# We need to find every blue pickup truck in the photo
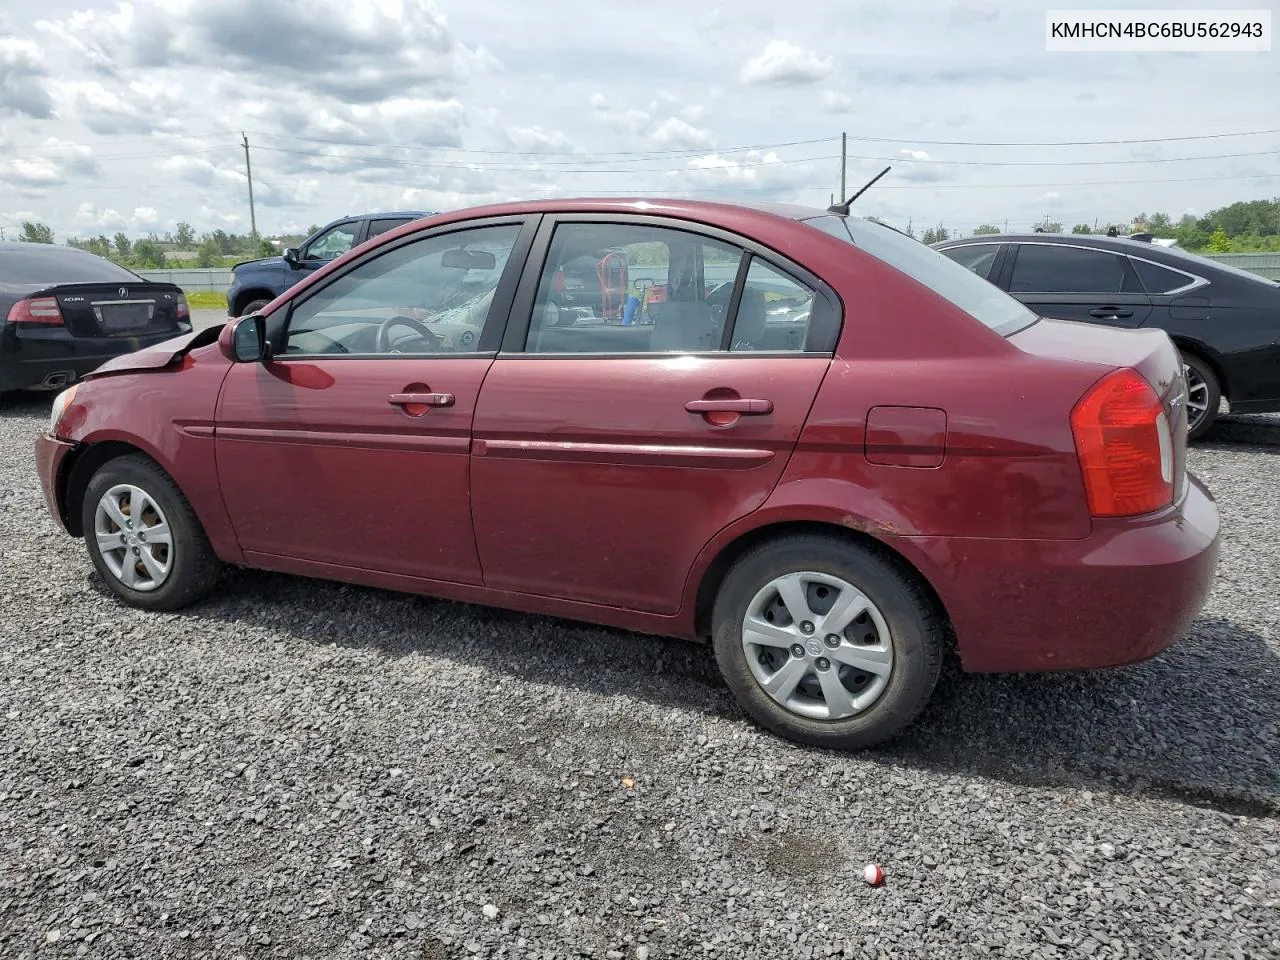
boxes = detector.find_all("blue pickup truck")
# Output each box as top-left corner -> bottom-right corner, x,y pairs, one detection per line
226,210 -> 430,317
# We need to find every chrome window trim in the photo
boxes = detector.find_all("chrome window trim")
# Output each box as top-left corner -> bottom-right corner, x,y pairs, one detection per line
986,240 -> 1210,296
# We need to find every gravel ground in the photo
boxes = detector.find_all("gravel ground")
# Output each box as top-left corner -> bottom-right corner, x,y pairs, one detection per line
1,394 -> 1277,960
191,308 -> 228,332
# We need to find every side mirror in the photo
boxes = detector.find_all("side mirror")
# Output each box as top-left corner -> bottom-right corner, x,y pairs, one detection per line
283,247 -> 301,267
219,314 -> 267,363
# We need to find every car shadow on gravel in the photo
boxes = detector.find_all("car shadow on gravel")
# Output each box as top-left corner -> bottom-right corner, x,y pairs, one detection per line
145,568 -> 1280,820
0,391 -> 55,418
1201,413 -> 1280,454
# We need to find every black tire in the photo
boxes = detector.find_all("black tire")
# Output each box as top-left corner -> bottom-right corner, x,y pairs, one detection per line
238,298 -> 271,317
711,534 -> 944,750
81,454 -> 222,611
1181,352 -> 1221,441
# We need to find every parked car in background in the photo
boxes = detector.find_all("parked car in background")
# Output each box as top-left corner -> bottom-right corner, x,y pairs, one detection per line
934,233 -> 1280,438
226,211 -> 429,317
1,242 -> 191,395
37,199 -> 1219,750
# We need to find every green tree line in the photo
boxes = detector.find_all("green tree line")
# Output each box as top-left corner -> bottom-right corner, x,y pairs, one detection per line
12,198 -> 1280,262
11,219 -> 314,269
898,199 -> 1280,252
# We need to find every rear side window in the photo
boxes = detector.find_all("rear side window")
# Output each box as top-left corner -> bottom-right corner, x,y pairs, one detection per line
730,259 -> 815,353
807,215 -> 1036,336
524,222 -> 745,354
939,244 -> 1001,281
1,248 -> 139,284
1010,245 -> 1141,294
1130,257 -> 1196,294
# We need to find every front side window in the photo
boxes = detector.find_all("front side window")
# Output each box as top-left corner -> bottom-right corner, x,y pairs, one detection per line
938,244 -> 1001,281
807,215 -> 1036,336
302,223 -> 360,262
1009,245 -> 1139,294
284,223 -> 521,356
525,223 -> 744,354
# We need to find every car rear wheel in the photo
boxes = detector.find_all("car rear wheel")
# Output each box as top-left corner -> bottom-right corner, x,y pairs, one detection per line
239,298 -> 271,317
1181,352 -> 1221,441
711,534 -> 944,749
81,454 -> 222,611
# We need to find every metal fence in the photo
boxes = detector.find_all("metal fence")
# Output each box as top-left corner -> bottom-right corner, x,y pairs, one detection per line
1200,252 -> 1280,280
135,268 -> 231,292
137,252 -> 1280,294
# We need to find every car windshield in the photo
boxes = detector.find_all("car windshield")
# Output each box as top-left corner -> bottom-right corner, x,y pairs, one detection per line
1,247 -> 140,285
804,215 -> 1038,336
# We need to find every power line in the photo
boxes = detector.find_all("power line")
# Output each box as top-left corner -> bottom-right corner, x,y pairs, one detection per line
251,144 -> 842,173
57,172 -> 1280,197
4,133 -> 234,153
857,149 -> 1280,167
7,145 -> 239,162
865,173 -> 1280,189
847,128 -> 1280,147
246,131 -> 840,159
8,125 -> 1279,158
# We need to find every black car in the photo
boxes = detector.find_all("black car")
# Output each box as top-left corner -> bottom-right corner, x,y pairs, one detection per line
1,242 -> 192,394
933,233 -> 1280,438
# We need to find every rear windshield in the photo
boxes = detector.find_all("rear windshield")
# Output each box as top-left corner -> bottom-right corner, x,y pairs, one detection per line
804,215 -> 1038,336
1,247 -> 140,285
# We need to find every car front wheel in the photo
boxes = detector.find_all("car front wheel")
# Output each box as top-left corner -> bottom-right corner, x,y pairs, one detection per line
81,454 -> 222,611
712,534 -> 944,749
239,298 -> 271,317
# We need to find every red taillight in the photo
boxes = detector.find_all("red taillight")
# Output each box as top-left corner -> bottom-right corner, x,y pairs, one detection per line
175,294 -> 190,321
1071,368 -> 1174,518
6,297 -> 65,326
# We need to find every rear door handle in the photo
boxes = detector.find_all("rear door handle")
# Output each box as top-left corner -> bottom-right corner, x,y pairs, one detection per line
685,398 -> 773,415
1089,307 -> 1134,319
388,392 -> 454,408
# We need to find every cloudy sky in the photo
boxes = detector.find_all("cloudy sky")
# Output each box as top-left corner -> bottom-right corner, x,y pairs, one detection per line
1,0 -> 1277,241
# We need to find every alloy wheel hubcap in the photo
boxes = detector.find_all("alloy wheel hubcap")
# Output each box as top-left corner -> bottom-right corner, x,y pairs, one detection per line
93,484 -> 173,592
741,571 -> 894,721
1184,363 -> 1209,431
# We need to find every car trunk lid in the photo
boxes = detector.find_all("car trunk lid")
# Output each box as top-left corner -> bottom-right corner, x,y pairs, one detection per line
46,282 -> 187,338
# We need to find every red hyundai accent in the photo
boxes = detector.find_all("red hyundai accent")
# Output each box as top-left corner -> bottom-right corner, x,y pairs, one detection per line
35,200 -> 1220,748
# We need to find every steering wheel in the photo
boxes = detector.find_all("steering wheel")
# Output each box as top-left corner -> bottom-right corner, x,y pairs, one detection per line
376,314 -> 442,354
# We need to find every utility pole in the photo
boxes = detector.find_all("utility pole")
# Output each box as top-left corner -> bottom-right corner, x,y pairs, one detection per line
242,132 -> 258,242
839,132 -> 847,201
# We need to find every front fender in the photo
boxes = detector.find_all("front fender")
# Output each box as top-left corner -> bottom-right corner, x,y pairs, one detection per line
58,344 -> 243,565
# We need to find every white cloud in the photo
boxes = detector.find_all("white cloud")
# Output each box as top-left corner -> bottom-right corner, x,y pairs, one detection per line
75,202 -> 130,230
0,0 -> 1274,240
821,90 -> 853,113
650,118 -> 714,150
503,126 -> 574,154
0,35 -> 54,118
739,40 -> 835,86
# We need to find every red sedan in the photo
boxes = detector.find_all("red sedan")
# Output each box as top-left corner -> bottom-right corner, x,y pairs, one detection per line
35,200 -> 1220,749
